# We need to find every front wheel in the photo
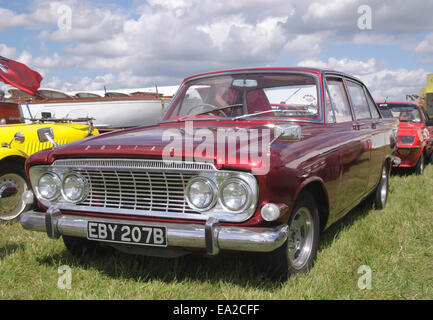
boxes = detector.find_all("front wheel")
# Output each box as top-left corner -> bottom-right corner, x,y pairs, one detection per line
0,163 -> 31,224
415,153 -> 425,175
263,192 -> 320,280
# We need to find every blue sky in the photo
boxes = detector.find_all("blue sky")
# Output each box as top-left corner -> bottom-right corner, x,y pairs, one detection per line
0,0 -> 432,100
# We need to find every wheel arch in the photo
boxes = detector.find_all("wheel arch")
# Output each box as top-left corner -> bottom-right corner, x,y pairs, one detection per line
291,178 -> 329,232
0,155 -> 27,168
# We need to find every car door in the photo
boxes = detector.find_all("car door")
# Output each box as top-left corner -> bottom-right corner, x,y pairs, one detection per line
343,79 -> 372,204
325,76 -> 368,217
363,85 -> 388,190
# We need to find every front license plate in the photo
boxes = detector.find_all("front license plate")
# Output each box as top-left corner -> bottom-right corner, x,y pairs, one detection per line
87,221 -> 167,247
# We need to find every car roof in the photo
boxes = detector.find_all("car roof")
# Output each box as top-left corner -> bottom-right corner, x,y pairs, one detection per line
181,67 -> 362,84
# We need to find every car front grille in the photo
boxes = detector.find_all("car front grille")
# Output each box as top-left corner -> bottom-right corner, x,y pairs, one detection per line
53,159 -> 217,216
76,168 -> 198,214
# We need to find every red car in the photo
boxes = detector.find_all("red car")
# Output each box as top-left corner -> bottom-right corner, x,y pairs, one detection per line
378,102 -> 433,174
21,68 -> 398,279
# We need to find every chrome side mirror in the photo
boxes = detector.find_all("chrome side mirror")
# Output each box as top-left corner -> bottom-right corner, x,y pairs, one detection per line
14,132 -> 25,143
37,127 -> 58,147
270,124 -> 301,145
1,132 -> 25,148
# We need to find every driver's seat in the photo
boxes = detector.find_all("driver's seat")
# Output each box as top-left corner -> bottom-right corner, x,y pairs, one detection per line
246,89 -> 272,114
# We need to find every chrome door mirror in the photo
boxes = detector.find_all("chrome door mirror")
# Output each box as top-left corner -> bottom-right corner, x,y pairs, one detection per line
13,132 -> 25,143
37,127 -> 58,147
270,124 -> 301,145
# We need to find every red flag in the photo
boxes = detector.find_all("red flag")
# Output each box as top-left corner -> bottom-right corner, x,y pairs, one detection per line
0,56 -> 43,96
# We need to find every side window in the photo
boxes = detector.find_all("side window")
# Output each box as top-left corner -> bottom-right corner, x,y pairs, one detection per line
364,88 -> 380,119
324,85 -> 336,123
326,78 -> 353,123
346,80 -> 372,120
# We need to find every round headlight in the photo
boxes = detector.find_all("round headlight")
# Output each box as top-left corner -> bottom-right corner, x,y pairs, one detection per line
38,173 -> 60,200
185,177 -> 216,211
61,174 -> 87,203
219,178 -> 250,212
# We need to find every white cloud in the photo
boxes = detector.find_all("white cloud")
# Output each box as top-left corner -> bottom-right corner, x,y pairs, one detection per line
33,53 -> 62,68
0,8 -> 33,30
0,44 -> 18,59
1,0 -> 432,97
297,57 -> 427,101
415,33 -> 433,56
61,73 -> 116,91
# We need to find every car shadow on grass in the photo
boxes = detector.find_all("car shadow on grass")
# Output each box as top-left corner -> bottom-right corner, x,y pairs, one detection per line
319,198 -> 373,251
0,242 -> 25,260
391,167 -> 415,177
36,243 -> 283,290
35,198 -> 380,290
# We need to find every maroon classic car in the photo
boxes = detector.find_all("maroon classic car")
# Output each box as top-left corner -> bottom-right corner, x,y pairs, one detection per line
377,102 -> 433,174
21,68 -> 398,279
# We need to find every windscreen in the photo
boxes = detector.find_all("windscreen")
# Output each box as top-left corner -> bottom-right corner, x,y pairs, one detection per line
163,72 -> 321,122
378,103 -> 422,123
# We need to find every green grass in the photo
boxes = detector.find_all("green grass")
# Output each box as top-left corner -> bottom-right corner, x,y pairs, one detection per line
1,166 -> 432,300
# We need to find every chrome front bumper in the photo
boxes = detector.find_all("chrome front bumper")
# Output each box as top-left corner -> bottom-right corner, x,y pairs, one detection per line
20,210 -> 288,255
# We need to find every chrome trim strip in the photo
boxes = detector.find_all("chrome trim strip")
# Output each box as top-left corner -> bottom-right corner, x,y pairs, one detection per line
205,217 -> 220,255
52,159 -> 217,172
20,211 -> 288,254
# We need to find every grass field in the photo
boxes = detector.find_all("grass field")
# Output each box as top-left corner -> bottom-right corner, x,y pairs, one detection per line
0,166 -> 432,300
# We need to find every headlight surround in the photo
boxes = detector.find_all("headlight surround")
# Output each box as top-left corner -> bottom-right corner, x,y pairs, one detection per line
218,178 -> 251,212
185,177 -> 217,211
61,173 -> 87,203
37,173 -> 61,200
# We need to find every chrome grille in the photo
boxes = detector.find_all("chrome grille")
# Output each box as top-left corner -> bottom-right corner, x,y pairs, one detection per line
51,159 -> 218,216
73,168 -> 197,214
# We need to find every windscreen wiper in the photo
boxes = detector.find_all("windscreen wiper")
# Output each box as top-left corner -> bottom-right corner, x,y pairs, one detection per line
160,104 -> 244,123
193,103 -> 244,116
233,109 -> 304,120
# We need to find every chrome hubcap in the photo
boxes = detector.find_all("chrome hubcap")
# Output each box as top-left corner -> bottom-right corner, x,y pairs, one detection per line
287,207 -> 314,270
0,173 -> 27,221
380,167 -> 388,204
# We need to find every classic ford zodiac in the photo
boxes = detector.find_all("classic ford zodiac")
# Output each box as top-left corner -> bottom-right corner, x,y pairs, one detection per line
21,68 -> 398,279
377,102 -> 433,174
0,102 -> 99,223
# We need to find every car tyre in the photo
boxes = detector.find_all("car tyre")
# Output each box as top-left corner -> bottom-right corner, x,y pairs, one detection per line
415,153 -> 425,175
262,192 -> 320,280
0,162 -> 32,224
373,165 -> 389,210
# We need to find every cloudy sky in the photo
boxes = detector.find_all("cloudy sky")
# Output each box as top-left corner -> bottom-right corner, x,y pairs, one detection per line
0,0 -> 432,100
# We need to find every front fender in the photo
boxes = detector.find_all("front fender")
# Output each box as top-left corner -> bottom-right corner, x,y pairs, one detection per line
0,147 -> 28,162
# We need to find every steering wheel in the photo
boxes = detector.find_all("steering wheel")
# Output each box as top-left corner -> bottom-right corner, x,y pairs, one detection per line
188,103 -> 228,117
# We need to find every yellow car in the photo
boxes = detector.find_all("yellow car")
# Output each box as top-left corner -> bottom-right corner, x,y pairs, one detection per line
0,120 -> 99,223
